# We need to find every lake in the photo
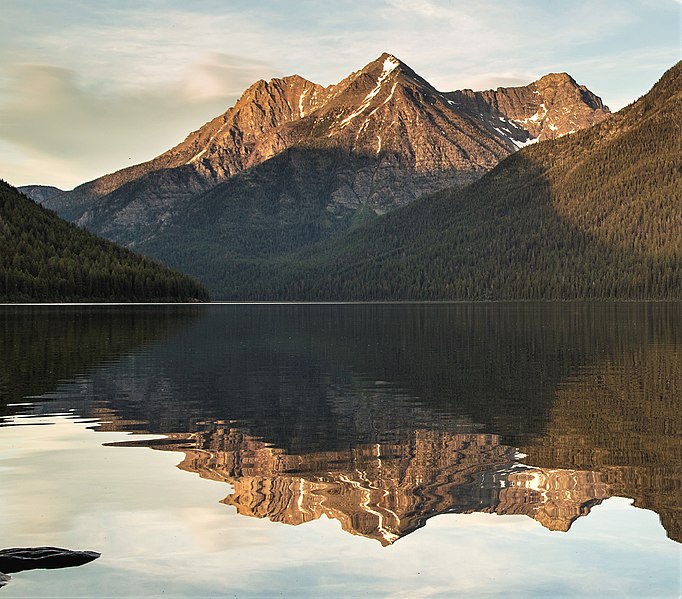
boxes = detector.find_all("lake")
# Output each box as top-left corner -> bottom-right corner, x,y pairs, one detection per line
0,303 -> 680,597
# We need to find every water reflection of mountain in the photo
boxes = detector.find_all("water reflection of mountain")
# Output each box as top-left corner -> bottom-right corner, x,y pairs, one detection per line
76,304 -> 682,446
120,426 -> 611,546
523,346 -> 682,544
6,303 -> 679,543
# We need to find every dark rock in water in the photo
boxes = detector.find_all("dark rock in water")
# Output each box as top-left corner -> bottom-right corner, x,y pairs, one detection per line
0,547 -> 100,574
0,573 -> 10,588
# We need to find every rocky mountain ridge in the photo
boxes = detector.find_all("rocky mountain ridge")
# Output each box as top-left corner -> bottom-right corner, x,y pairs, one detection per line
446,71 -> 609,143
39,53 -> 610,257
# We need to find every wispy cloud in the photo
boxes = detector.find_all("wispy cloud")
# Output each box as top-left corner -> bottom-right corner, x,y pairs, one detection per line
0,55 -> 272,188
2,6 -> 278,92
0,0 -> 678,187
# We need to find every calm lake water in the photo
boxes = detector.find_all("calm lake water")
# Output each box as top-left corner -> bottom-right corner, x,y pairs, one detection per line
0,303 -> 680,597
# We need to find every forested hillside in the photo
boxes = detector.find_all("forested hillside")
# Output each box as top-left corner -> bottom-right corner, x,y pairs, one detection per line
211,61 -> 681,300
0,181 -> 208,302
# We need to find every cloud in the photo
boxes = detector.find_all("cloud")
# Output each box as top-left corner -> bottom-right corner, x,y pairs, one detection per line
0,54 -> 275,188
0,2 -> 285,187
1,4 -> 278,91
0,0 -> 676,187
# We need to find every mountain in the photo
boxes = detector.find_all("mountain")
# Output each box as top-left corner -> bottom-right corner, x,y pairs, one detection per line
18,184 -> 63,204
0,180 -> 208,302
220,60 -> 681,300
39,54 -> 609,272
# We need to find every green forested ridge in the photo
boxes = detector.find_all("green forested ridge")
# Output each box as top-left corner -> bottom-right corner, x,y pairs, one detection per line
0,181 -> 209,302
197,61 -> 681,300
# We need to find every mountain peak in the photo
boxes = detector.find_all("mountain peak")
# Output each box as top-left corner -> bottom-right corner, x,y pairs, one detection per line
357,52 -> 410,80
535,72 -> 577,86
380,53 -> 402,74
372,52 -> 403,67
240,73 -> 316,99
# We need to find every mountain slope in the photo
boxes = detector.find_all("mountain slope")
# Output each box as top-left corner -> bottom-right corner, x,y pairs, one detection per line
0,180 -> 208,302
41,54 -> 609,258
214,61 -> 681,300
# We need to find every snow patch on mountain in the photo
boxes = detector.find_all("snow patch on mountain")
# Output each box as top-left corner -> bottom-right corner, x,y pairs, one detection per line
187,148 -> 207,164
299,89 -> 309,118
383,56 -> 400,74
511,136 -> 538,149
339,57 -> 400,128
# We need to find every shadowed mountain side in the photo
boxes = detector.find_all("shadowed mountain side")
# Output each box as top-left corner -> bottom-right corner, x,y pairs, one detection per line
66,142 -> 493,266
213,62 -> 680,300
213,154 -> 678,300
17,185 -> 63,204
116,428 -> 611,545
75,165 -> 215,248
0,306 -> 201,418
134,146 -> 487,272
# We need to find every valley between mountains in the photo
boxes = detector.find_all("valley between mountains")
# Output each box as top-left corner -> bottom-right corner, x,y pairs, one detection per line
22,54 -> 681,300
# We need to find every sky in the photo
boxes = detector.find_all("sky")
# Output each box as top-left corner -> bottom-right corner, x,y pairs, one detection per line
0,0 -> 680,190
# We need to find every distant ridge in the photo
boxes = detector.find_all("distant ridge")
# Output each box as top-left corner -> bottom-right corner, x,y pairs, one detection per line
18,184 -> 63,204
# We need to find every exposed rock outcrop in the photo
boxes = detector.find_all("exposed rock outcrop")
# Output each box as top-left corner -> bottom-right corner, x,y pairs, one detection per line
446,72 -> 610,143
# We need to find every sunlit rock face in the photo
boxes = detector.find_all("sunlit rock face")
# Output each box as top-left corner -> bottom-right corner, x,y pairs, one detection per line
446,72 -> 610,143
154,427 -> 612,546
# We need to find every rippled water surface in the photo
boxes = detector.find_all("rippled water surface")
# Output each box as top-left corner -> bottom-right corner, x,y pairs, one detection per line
0,303 -> 680,597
